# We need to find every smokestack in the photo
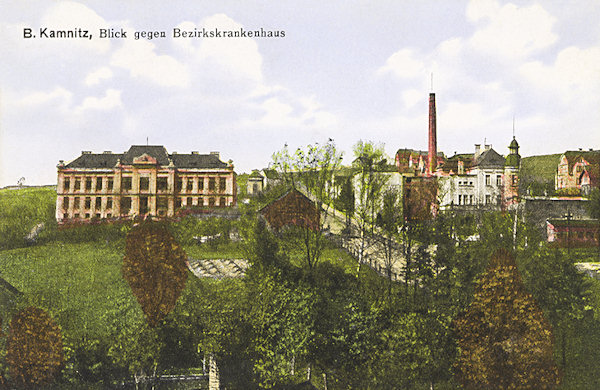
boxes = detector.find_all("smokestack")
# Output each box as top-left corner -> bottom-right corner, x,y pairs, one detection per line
428,93 -> 437,175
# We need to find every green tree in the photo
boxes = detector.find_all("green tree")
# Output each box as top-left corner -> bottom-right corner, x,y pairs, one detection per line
122,222 -> 188,327
336,176 -> 355,233
6,307 -> 64,388
375,188 -> 402,293
271,139 -> 344,269
454,249 -> 561,389
520,247 -> 589,371
587,187 -> 600,218
352,140 -> 389,267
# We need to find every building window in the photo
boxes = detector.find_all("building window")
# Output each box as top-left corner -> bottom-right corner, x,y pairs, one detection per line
121,197 -> 132,214
485,194 -> 491,204
485,175 -> 491,186
496,175 -> 502,186
219,197 -> 226,207
458,195 -> 462,205
157,197 -> 168,216
157,177 -> 168,191
187,197 -> 193,206
86,178 -> 92,191
75,178 -> 81,191
209,197 -> 215,207
122,177 -> 132,190
219,178 -> 226,192
175,197 -> 182,208
74,213 -> 80,219
198,198 -> 204,207
209,178 -> 216,191
470,195 -> 474,205
107,178 -> 113,191
140,177 -> 149,191
95,197 -> 101,209
512,176 -> 518,186
198,178 -> 204,191
176,178 -> 183,192
63,178 -> 70,192
96,177 -> 103,191
107,198 -> 113,209
187,179 -> 193,191
63,197 -> 69,209
85,197 -> 91,209
75,197 -> 81,210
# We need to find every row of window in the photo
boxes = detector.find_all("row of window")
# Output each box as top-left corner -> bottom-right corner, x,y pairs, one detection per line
63,177 -> 113,192
456,194 -> 499,205
62,175 -> 229,193
61,195 -> 229,212
484,175 -> 503,186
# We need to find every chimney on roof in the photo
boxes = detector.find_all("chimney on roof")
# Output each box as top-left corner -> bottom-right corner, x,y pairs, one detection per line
210,151 -> 220,159
579,148 -> 583,151
475,144 -> 481,157
485,144 -> 491,151
428,93 -> 437,176
82,151 -> 91,154
172,151 -> 177,154
191,151 -> 199,155
590,149 -> 594,151
103,151 -> 112,154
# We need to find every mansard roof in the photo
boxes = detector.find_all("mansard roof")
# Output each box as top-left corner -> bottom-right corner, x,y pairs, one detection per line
170,153 -> 228,169
122,145 -> 170,165
64,145 -> 229,170
65,153 -> 121,169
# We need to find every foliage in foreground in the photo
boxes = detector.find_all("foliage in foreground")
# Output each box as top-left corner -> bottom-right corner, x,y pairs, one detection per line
6,307 -> 64,387
454,249 -> 561,389
122,222 -> 188,327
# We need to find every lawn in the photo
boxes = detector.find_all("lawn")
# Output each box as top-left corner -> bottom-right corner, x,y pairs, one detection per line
0,241 -> 143,343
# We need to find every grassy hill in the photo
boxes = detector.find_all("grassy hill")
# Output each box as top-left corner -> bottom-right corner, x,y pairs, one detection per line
520,154 -> 562,196
0,186 -> 56,249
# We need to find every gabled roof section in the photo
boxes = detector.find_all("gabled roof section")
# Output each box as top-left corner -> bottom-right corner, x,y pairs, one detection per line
562,150 -> 600,170
259,188 -> 320,231
474,148 -> 506,168
122,145 -> 170,165
170,153 -> 228,169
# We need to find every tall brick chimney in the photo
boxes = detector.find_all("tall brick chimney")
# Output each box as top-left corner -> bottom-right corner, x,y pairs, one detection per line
428,93 -> 437,175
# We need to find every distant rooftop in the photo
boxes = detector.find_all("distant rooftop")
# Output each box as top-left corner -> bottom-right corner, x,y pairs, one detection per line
63,145 -> 230,169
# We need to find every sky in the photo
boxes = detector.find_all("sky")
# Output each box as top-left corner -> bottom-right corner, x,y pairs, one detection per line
1,0 -> 599,187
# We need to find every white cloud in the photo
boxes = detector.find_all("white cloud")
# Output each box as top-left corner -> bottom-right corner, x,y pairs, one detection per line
520,45 -> 600,103
110,40 -> 190,87
377,48 -> 424,79
196,14 -> 264,83
76,89 -> 122,112
84,67 -> 113,86
467,0 -> 557,59
16,87 -> 73,109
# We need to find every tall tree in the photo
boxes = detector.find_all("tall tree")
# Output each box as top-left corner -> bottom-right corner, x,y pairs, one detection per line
520,247 -> 589,371
454,249 -> 561,389
375,188 -> 402,293
352,140 -> 390,267
271,139 -> 344,269
122,222 -> 188,327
